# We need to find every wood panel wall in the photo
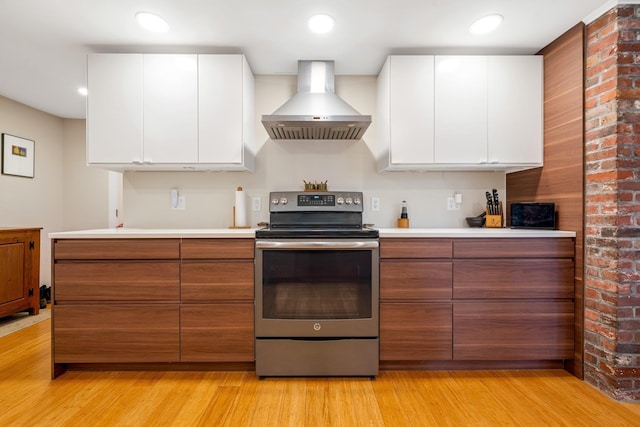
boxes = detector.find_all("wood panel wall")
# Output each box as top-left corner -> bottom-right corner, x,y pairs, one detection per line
506,23 -> 585,378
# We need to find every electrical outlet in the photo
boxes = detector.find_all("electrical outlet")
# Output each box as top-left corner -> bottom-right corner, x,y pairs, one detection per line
252,197 -> 261,212
371,197 -> 380,211
447,197 -> 459,211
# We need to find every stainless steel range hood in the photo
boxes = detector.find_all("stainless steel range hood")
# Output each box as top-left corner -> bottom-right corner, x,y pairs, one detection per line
261,61 -> 372,140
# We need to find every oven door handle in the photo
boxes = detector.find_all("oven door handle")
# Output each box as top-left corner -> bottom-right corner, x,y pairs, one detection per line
255,240 -> 379,250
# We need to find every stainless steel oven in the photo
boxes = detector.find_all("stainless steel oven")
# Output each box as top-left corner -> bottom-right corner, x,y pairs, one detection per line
255,191 -> 379,377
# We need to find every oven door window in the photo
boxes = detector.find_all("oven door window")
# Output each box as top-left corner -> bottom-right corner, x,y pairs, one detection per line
262,249 -> 372,319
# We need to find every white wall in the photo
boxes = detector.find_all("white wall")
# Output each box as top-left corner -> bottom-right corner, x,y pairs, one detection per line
123,75 -> 504,228
0,97 -> 110,285
0,96 -> 64,284
62,119 -> 110,230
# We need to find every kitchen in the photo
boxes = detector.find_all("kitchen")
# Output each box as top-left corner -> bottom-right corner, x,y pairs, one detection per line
1,0 -> 639,424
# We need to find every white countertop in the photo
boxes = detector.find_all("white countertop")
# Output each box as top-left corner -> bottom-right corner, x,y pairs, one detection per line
48,228 -> 258,239
49,227 -> 575,239
377,228 -> 575,238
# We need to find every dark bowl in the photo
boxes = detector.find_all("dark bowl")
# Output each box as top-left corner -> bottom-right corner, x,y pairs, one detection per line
466,217 -> 486,228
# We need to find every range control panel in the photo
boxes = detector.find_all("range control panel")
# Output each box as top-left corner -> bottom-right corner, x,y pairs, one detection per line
269,191 -> 363,213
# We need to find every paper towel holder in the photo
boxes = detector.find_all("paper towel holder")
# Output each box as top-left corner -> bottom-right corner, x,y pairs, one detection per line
229,186 -> 251,229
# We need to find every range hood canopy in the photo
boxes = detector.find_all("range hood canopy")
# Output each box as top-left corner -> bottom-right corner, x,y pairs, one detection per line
261,60 -> 372,140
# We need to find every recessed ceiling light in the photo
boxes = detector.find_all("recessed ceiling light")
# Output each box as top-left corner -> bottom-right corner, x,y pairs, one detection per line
135,11 -> 170,33
77,87 -> 88,96
308,14 -> 335,34
469,14 -> 503,35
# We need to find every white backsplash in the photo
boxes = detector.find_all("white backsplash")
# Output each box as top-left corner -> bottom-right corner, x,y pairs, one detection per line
122,139 -> 504,229
122,75 -> 505,229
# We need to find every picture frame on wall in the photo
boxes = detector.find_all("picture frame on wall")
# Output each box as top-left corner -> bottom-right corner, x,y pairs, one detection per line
2,133 -> 35,178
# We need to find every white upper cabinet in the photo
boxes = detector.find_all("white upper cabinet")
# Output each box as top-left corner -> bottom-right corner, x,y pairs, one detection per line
86,53 -> 255,171
86,54 -> 143,164
487,56 -> 543,165
199,55 -> 255,170
143,54 -> 198,164
434,56 -> 488,164
377,55 -> 543,172
377,56 -> 435,170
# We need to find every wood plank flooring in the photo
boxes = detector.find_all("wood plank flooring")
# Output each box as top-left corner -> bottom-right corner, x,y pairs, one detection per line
1,319 -> 639,426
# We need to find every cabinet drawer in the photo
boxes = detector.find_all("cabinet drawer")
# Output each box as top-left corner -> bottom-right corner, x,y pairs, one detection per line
54,304 -> 180,363
181,261 -> 254,301
453,301 -> 574,360
54,239 -> 180,260
453,259 -> 574,299
380,261 -> 452,300
181,303 -> 254,362
380,238 -> 452,259
181,239 -> 254,259
453,238 -> 574,258
54,261 -> 180,302
380,303 -> 452,361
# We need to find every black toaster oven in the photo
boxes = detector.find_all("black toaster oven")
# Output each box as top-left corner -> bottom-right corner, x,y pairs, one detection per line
510,202 -> 556,229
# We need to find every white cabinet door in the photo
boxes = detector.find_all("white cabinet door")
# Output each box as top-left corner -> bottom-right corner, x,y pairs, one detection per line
389,56 -> 435,165
434,56 -> 488,164
377,56 -> 435,171
143,54 -> 198,164
87,54 -> 143,164
488,56 -> 543,165
199,55 -> 243,164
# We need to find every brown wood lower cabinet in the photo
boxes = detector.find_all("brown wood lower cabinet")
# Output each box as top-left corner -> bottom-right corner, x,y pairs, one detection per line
181,303 -> 254,362
0,228 -> 41,317
54,304 -> 180,363
453,301 -> 575,360
180,239 -> 255,363
380,237 -> 575,368
380,303 -> 452,360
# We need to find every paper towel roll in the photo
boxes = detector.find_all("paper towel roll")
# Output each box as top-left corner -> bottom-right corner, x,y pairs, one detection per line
234,186 -> 247,227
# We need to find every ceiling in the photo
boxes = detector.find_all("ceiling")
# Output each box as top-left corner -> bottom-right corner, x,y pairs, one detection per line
0,0 -> 613,119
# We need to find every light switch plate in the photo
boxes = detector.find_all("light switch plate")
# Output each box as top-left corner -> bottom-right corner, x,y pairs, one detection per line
252,197 -> 261,211
172,196 -> 186,210
371,197 -> 380,211
447,197 -> 459,211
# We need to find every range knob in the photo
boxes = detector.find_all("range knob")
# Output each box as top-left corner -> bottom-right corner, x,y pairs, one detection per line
345,197 -> 353,205
271,198 -> 279,205
353,197 -> 361,205
279,197 -> 288,205
336,197 -> 345,205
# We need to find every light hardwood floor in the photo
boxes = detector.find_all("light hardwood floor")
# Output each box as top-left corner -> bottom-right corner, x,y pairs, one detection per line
1,320 -> 639,426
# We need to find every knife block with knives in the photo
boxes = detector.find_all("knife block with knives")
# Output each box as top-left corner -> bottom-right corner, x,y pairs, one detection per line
485,189 -> 503,228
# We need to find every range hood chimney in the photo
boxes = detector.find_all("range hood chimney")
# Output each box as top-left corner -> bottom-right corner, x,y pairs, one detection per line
261,61 -> 372,140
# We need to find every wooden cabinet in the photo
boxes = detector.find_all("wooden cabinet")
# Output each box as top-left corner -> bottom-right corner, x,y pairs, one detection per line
0,228 -> 41,318
54,304 -> 180,363
52,239 -> 181,366
453,301 -> 574,360
380,237 -> 575,366
379,238 -> 453,361
86,53 -> 255,171
180,239 -> 254,362
377,55 -> 543,172
52,237 -> 256,375
452,238 -> 575,361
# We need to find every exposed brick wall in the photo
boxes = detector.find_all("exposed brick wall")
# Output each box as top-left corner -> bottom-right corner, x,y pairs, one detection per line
585,4 -> 640,401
